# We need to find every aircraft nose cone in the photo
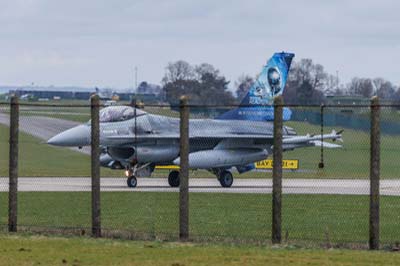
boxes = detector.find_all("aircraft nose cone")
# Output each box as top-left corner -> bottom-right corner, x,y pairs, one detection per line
47,125 -> 91,147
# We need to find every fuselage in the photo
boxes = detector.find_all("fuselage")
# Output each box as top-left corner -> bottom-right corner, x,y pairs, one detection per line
101,112 -> 296,165
47,109 -> 297,167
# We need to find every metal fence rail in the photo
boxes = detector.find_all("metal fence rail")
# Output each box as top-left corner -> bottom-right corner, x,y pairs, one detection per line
1,97 -> 399,250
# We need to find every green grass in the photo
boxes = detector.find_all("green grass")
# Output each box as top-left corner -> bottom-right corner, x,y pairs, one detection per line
1,235 -> 400,266
0,124 -> 118,177
19,111 -> 91,123
1,192 -> 400,244
5,100 -> 178,123
18,105 -> 91,122
283,121 -> 400,178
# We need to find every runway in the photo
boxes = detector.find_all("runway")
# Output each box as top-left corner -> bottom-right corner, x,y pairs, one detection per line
0,112 -> 90,154
1,177 -> 400,195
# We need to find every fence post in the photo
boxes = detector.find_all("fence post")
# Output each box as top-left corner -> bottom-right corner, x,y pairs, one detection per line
318,104 -> 325,169
8,96 -> 19,232
369,96 -> 380,250
179,96 -> 189,241
91,95 -> 101,237
272,96 -> 283,244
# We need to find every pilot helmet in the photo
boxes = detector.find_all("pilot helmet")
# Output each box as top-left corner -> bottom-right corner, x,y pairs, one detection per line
267,67 -> 281,94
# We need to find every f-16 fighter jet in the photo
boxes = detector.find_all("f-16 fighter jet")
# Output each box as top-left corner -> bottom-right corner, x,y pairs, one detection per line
48,52 -> 342,188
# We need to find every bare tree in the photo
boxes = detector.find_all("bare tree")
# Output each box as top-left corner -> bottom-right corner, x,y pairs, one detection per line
312,63 -> 328,90
162,60 -> 235,105
285,58 -> 328,104
392,86 -> 400,102
162,60 -> 194,85
373,78 -> 395,99
194,63 -> 219,80
324,74 -> 340,95
289,59 -> 327,87
235,74 -> 254,101
347,77 -> 373,97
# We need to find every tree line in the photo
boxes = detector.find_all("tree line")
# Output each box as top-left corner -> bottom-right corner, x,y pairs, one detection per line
161,58 -> 400,105
162,61 -> 235,105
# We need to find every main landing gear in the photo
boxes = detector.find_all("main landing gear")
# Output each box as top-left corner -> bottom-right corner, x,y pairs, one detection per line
125,165 -> 234,188
168,170 -> 180,187
167,169 -> 234,188
126,169 -> 181,188
218,170 -> 233,188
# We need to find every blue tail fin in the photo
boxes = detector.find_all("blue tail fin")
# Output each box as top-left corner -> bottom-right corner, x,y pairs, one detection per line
218,52 -> 294,121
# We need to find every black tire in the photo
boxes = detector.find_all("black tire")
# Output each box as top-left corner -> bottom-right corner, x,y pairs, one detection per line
219,171 -> 233,188
127,176 -> 137,188
168,171 -> 180,187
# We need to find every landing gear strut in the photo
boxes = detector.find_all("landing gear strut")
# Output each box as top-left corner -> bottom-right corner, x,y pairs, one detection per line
218,170 -> 233,188
168,170 -> 180,187
125,163 -> 155,188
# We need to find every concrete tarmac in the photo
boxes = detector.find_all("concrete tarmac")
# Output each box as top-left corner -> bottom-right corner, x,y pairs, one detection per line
0,177 -> 400,195
0,112 -> 90,154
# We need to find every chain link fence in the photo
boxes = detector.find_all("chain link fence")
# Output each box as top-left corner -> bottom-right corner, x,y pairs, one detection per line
0,102 -> 9,232
281,105 -> 370,246
1,98 -> 400,249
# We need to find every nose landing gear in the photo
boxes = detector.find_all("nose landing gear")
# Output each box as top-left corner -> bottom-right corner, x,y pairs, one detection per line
125,168 -> 137,188
127,175 -> 137,188
125,163 -> 155,188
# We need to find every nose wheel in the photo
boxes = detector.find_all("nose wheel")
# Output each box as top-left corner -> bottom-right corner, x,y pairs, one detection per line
127,175 -> 137,188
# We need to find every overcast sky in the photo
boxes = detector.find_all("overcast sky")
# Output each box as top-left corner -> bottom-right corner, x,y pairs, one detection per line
0,0 -> 399,89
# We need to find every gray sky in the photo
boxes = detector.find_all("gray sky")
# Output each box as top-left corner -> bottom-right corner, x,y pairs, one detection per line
0,0 -> 399,89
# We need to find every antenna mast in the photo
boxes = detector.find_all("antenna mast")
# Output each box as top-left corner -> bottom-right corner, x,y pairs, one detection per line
134,66 -> 138,93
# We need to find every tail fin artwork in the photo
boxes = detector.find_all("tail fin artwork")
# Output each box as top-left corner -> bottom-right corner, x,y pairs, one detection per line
218,52 -> 294,121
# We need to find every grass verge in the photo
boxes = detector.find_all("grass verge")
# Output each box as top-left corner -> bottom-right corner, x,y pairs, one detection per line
0,192 -> 400,245
1,234 -> 400,266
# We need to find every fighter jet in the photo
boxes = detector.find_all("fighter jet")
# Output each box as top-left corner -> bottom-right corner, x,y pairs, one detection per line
47,52 -> 343,188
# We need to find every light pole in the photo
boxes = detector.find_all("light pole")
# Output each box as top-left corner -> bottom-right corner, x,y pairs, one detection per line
134,66 -> 138,93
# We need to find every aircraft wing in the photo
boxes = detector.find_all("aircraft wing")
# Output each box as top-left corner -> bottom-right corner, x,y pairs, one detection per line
106,134 -> 273,140
106,134 -> 179,140
105,130 -> 343,148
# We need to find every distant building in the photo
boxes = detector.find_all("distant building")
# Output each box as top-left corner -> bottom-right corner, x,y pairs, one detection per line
130,81 -> 166,103
326,95 -> 393,106
95,87 -> 116,100
325,95 -> 370,106
3,84 -> 166,103
137,81 -> 162,95
10,89 -> 92,100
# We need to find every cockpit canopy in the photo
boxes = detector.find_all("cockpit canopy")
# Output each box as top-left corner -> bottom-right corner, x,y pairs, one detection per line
99,106 -> 146,123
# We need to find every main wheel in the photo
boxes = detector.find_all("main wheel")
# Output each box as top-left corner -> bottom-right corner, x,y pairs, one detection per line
127,175 -> 137,188
219,171 -> 233,188
168,171 -> 180,187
